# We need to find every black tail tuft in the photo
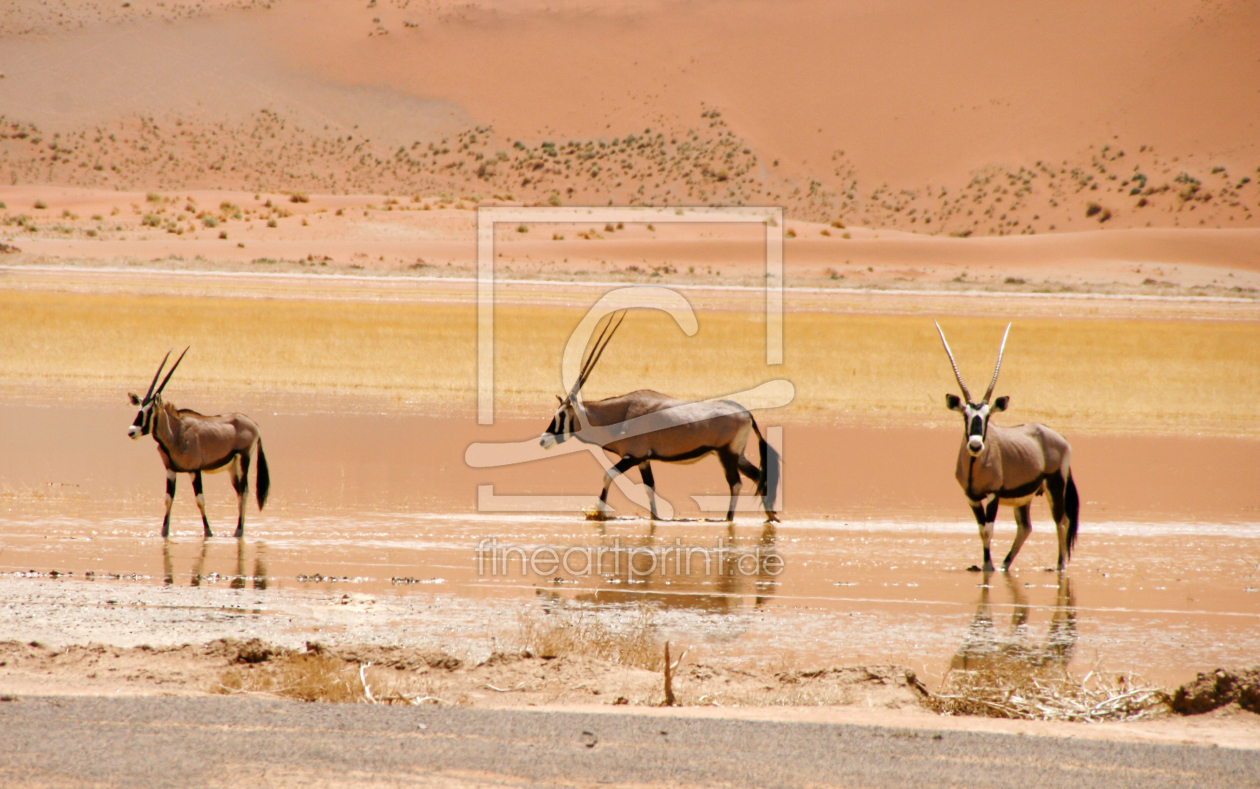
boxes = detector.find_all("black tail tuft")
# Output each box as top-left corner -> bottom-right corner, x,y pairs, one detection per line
255,439 -> 270,510
750,416 -> 780,515
1065,474 -> 1079,557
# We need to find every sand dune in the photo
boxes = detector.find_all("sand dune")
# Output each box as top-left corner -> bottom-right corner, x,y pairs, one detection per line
1,0 -> 1258,238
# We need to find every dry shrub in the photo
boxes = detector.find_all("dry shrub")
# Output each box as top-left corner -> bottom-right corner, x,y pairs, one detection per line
214,651 -> 444,705
1169,668 -> 1260,715
518,606 -> 663,671
924,664 -> 1167,722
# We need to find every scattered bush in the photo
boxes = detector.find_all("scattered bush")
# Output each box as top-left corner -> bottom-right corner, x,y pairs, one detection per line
518,606 -> 662,671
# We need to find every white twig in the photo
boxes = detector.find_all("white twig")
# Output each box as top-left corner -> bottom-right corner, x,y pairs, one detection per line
360,662 -> 376,704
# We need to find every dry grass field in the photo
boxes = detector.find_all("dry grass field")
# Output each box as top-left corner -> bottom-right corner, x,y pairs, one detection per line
1,287 -> 1255,436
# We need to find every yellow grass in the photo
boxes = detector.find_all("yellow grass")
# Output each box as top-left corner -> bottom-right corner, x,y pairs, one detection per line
1,290 -> 1257,435
517,606 -> 663,671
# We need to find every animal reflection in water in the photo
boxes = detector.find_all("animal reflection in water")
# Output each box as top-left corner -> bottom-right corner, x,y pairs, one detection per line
949,572 -> 1077,676
536,523 -> 781,620
540,311 -> 779,523
163,539 -> 268,590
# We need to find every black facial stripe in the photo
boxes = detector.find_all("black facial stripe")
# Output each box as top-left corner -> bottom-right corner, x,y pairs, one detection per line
968,414 -> 984,437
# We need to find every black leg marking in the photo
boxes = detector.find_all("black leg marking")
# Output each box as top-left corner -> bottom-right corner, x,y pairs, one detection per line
192,471 -> 212,538
638,462 -> 660,520
984,496 -> 1001,524
599,455 -> 641,510
162,472 -> 177,539
969,498 -> 998,573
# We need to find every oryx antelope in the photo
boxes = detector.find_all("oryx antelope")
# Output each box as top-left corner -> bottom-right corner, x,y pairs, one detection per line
128,349 -> 270,538
540,312 -> 779,522
935,322 -> 1079,572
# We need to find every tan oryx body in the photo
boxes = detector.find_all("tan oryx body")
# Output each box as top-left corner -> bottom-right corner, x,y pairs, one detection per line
936,323 -> 1079,572
540,312 -> 779,522
128,350 -> 270,538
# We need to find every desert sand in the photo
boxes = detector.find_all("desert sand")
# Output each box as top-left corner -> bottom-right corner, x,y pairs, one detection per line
1,0 -> 1259,763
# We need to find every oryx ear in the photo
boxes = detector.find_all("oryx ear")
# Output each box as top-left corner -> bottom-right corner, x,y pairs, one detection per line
556,395 -> 563,404
992,395 -> 1009,412
128,392 -> 142,406
945,393 -> 963,411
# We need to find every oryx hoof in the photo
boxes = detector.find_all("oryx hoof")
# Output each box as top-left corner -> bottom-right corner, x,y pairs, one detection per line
966,565 -> 983,573
765,512 -> 780,523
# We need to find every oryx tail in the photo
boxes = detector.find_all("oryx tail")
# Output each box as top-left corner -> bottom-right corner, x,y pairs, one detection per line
749,415 -> 779,512
1064,474 -> 1079,556
255,438 -> 271,511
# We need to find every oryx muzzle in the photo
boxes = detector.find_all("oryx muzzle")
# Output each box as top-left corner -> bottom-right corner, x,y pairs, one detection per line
935,322 -> 1079,572
540,311 -> 779,523
128,349 -> 271,539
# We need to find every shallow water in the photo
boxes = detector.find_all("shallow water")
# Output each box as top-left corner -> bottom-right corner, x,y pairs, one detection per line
2,510 -> 1257,687
1,403 -> 1258,687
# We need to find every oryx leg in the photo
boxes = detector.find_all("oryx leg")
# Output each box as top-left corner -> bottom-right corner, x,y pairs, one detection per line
599,455 -> 641,517
191,471 -> 212,538
638,462 -> 661,520
232,453 -> 249,538
161,469 -> 177,539
969,496 -> 1001,572
736,455 -> 760,483
1045,474 -> 1070,572
720,450 -> 743,522
1003,502 -> 1034,571
737,454 -> 777,522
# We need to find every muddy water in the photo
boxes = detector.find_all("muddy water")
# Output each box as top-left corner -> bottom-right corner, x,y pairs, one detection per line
1,402 -> 1258,687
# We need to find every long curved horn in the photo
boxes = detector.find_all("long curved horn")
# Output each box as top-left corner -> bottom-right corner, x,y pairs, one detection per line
143,349 -> 173,403
572,310 -> 626,397
155,346 -> 189,396
934,322 -> 972,404
982,323 -> 1011,404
